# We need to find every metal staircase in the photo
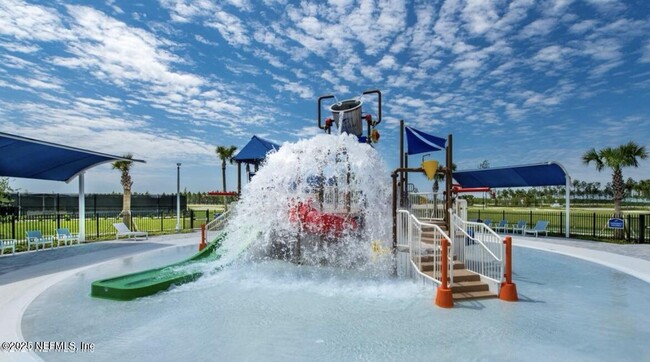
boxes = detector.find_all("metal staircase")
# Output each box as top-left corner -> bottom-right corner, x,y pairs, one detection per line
395,198 -> 515,307
416,219 -> 496,301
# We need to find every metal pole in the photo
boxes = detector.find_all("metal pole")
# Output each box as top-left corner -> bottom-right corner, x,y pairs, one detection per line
565,176 -> 570,238
79,173 -> 85,242
176,163 -> 181,232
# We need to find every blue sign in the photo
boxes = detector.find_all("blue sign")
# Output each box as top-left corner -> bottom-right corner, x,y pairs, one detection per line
608,218 -> 624,229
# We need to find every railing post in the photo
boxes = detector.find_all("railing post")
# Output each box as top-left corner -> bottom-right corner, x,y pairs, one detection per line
639,215 -> 645,244
499,236 -> 518,302
11,214 -> 16,239
199,224 -> 207,251
435,238 -> 453,308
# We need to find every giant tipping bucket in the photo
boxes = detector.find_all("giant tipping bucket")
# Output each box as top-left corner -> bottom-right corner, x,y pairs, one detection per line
330,99 -> 363,136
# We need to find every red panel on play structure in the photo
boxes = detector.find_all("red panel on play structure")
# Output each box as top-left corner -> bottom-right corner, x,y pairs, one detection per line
289,200 -> 358,238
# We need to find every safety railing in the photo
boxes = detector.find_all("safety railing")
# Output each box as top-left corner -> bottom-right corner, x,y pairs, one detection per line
320,186 -> 363,213
204,205 -> 233,245
407,192 -> 446,220
397,209 -> 453,286
451,212 -> 503,284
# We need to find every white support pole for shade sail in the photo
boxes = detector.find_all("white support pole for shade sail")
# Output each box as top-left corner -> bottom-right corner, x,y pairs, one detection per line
79,172 -> 85,242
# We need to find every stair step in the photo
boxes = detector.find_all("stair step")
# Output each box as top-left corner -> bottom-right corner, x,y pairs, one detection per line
449,269 -> 481,282
423,268 -> 480,282
452,290 -> 497,301
451,280 -> 489,293
418,261 -> 465,271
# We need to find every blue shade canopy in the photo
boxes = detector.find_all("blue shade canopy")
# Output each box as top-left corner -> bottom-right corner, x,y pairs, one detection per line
0,132 -> 145,183
233,136 -> 280,163
453,162 -> 569,188
405,126 -> 446,155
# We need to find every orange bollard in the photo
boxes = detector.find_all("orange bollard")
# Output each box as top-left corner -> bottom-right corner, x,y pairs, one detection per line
499,236 -> 518,302
435,238 -> 454,308
198,224 -> 207,251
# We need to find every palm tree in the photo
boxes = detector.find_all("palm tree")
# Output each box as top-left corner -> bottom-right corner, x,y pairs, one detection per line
582,141 -> 647,236
112,153 -> 135,229
215,145 -> 238,209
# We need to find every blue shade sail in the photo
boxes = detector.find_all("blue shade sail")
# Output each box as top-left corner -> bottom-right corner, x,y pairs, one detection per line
0,132 -> 144,183
453,162 -> 568,188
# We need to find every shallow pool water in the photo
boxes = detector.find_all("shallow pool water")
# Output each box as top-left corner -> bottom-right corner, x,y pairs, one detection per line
23,246 -> 650,361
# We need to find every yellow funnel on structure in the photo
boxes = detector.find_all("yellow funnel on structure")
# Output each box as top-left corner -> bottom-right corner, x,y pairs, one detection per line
422,160 -> 439,180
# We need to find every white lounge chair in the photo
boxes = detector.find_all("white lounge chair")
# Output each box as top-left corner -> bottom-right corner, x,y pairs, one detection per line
523,221 -> 549,237
1,239 -> 16,256
113,223 -> 148,240
25,230 -> 55,250
511,220 -> 527,234
493,220 -> 508,233
56,228 -> 80,246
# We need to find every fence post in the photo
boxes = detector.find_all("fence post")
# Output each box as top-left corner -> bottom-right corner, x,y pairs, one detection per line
56,193 -> 61,229
205,209 -> 209,223
96,213 -> 100,239
11,214 -> 16,239
639,214 -> 645,244
190,209 -> 194,229
559,211 -> 563,235
502,210 -> 505,221
529,210 -> 533,226
160,211 -> 163,231
592,213 -> 596,238
477,210 -> 481,220
627,215 -> 631,242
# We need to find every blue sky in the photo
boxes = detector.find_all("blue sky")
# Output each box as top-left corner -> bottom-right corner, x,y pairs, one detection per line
1,0 -> 649,194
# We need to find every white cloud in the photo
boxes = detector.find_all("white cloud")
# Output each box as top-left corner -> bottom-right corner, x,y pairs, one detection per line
206,10 -> 250,46
518,18 -> 557,39
641,42 -> 650,63
50,5 -> 204,96
569,19 -> 597,34
461,0 -> 500,35
377,55 -> 397,69
0,0 -> 71,41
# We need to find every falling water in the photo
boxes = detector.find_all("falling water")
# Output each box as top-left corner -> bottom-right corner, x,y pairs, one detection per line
219,133 -> 392,271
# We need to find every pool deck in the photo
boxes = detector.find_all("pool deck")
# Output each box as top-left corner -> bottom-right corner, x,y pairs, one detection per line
511,234 -> 650,283
0,232 -> 200,362
0,232 -> 649,361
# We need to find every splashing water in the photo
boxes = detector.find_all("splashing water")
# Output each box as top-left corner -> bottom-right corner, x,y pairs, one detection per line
219,133 -> 392,271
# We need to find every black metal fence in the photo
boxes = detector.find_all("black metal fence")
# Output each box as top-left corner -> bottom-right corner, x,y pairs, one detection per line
7,193 -> 187,214
0,209 -> 222,250
469,209 -> 649,243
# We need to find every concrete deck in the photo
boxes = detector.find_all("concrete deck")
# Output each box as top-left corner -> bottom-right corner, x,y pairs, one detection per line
511,234 -> 650,283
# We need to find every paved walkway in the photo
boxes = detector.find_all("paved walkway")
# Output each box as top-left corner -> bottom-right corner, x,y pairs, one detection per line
511,234 -> 650,261
0,232 -> 201,285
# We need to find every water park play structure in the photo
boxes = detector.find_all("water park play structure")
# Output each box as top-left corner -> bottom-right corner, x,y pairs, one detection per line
91,90 -> 517,308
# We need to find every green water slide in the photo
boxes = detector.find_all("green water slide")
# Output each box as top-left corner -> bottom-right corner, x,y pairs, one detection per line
91,233 -> 226,301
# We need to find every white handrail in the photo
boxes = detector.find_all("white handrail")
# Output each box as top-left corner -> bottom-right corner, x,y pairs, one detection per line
397,209 -> 453,286
407,192 -> 446,220
205,205 -> 234,244
451,212 -> 504,284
